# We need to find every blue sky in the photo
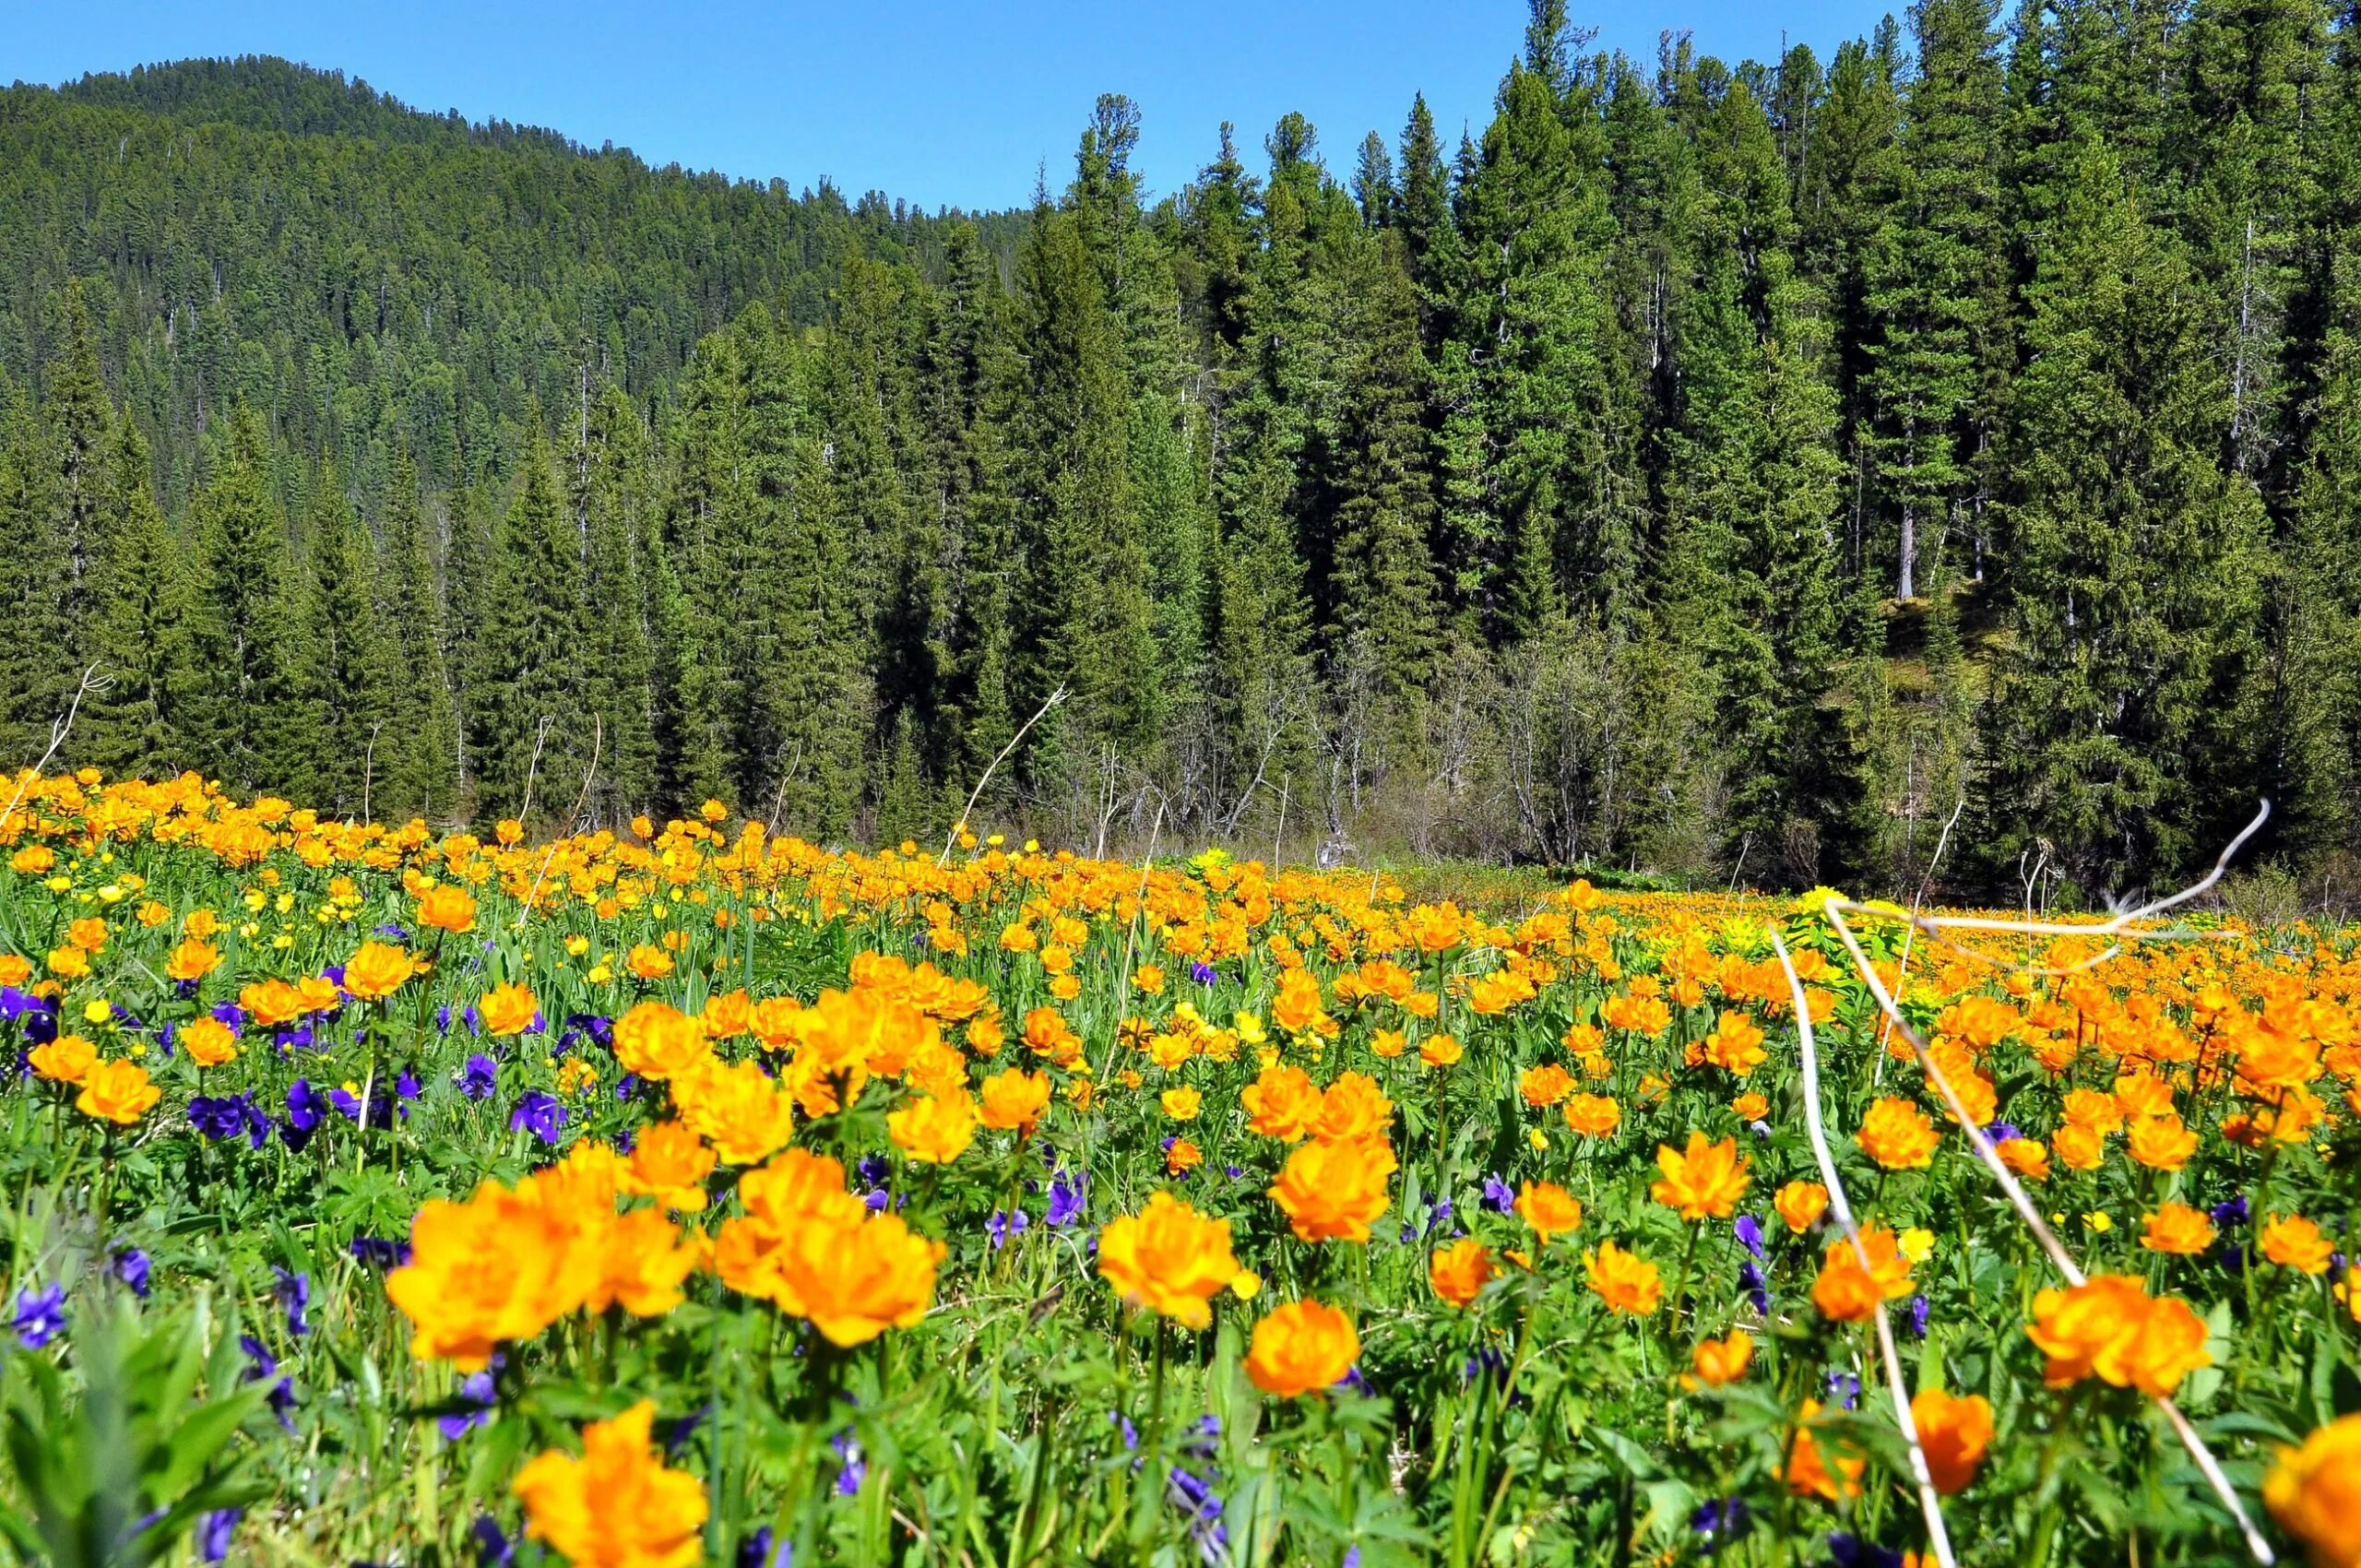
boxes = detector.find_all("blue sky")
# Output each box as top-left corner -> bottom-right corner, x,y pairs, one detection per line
2,1 -> 1899,211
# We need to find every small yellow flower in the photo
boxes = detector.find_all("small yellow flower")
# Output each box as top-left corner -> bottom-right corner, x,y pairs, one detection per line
81,999 -> 113,1027
1231,1270 -> 1261,1300
2083,1211 -> 2113,1234
1899,1227 -> 1936,1264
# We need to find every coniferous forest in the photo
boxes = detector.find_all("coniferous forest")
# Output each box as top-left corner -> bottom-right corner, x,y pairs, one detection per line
4,0 -> 2359,902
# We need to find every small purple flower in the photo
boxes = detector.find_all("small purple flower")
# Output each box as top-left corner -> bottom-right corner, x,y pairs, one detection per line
438,1370 -> 497,1440
210,1003 -> 247,1032
1986,1122 -> 2023,1144
198,1509 -> 239,1562
113,1246 -> 151,1299
240,1335 -> 298,1430
350,1236 -> 409,1270
1908,1294 -> 1930,1338
987,1208 -> 1030,1250
510,1091 -> 567,1146
1826,1533 -> 1906,1568
1737,1258 -> 1770,1316
665,1400 -> 713,1455
856,1154 -> 893,1188
1825,1370 -> 1860,1410
2211,1195 -> 2250,1229
1734,1215 -> 1766,1261
458,1054 -> 499,1099
13,1284 -> 65,1348
435,1004 -> 454,1035
1189,961 -> 1216,985
1046,1170 -> 1089,1228
1692,1496 -> 1751,1550
736,1527 -> 778,1568
286,1078 -> 326,1130
1111,1410 -> 1139,1451
274,1267 -> 311,1337
831,1428 -> 866,1494
1482,1175 -> 1515,1214
469,1515 -> 512,1567
615,1073 -> 641,1101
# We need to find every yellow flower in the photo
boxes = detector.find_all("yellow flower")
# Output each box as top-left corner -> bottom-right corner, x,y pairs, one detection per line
30,1033 -> 99,1085
1245,1300 -> 1359,1397
1774,1180 -> 1830,1234
1161,1085 -> 1203,1121
2265,1414 -> 2361,1568
1097,1193 -> 1240,1328
2260,1214 -> 2337,1274
480,982 -> 540,1038
513,1402 -> 707,1568
417,885 -> 478,934
2139,1202 -> 2217,1256
1267,1136 -> 1395,1244
1899,1227 -> 1936,1264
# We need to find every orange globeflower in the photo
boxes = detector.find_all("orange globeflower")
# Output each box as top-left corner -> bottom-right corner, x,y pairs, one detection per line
1994,1136 -> 2052,1181
1513,1181 -> 1584,1246
47,945 -> 90,980
2260,1214 -> 2336,1274
1315,1073 -> 1395,1142
886,1093 -> 977,1165
1786,1399 -> 1865,1502
2139,1202 -> 2217,1256
1241,1063 -> 1323,1141
2052,1122 -> 2106,1171
1774,1180 -> 1831,1234
673,1058 -> 796,1168
979,1067 -> 1052,1135
29,1033 -> 99,1086
76,1058 -> 161,1124
1097,1193 -> 1241,1328
1810,1227 -> 1915,1323
1911,1388 -> 1995,1494
416,885 -> 478,934
612,1001 -> 714,1082
1419,1034 -> 1464,1068
180,1016 -> 239,1068
1561,1093 -> 1621,1138
1268,1138 -> 1395,1244
2026,1275 -> 2211,1396
512,1401 -> 707,1568
767,1208 -> 942,1347
1245,1300 -> 1360,1398
1690,1329 -> 1753,1386
2124,1112 -> 2198,1171
1584,1240 -> 1663,1316
1429,1239 -> 1498,1309
389,1179 -> 604,1367
342,942 -> 419,1003
1518,1063 -> 1576,1108
1160,1086 -> 1203,1122
1857,1098 -> 1941,1170
480,982 -> 540,1038
164,938 -> 221,983
1650,1131 -> 1750,1220
625,944 -> 675,981
1166,1137 -> 1204,1176
2265,1413 -> 2361,1568
623,1122 -> 718,1212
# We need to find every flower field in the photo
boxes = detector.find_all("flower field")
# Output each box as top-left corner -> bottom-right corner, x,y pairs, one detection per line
0,771 -> 2356,1568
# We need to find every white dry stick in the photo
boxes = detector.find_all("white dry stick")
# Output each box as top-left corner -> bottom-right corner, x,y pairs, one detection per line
1098,792 -> 1170,1083
1874,798 -> 1965,1087
1821,876 -> 2278,1562
939,684 -> 1067,868
0,665 -> 109,837
1770,928 -> 1959,1568
518,717 -> 601,927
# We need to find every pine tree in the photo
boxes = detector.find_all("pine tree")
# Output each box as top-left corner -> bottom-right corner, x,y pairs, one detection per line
473,431 -> 588,826
378,448 -> 459,825
184,407 -> 305,796
572,380 -> 659,826
295,468 -> 397,817
79,419 -> 188,778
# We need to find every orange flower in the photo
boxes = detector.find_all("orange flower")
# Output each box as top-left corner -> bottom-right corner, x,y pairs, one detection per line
66,917 -> 109,953
47,945 -> 89,980
612,1001 -> 713,1082
1856,1097 -> 1941,1170
480,982 -> 540,1038
2264,1413 -> 2361,1568
388,1179 -> 605,1368
623,1122 -> 718,1212
1429,1239 -> 1498,1309
672,1057 -> 795,1167
164,938 -> 221,983
1786,1399 -> 1865,1502
2139,1202 -> 2217,1257
886,1092 -> 977,1165
1911,1387 -> 1994,1494
2260,1214 -> 2336,1274
2061,1087 -> 2124,1134
1419,1033 -> 1464,1068
1518,1063 -> 1576,1108
416,885 -> 478,934
1160,1086 -> 1203,1121
1690,1329 -> 1753,1386
1166,1137 -> 1204,1176
1097,1193 -> 1241,1328
1701,1009 -> 1767,1074
512,1401 -> 707,1568
342,941 -> 419,1003
76,1058 -> 160,1124
979,1067 -> 1052,1134
1241,1063 -> 1323,1141
1245,1299 -> 1359,1397
1513,1181 -> 1584,1245
1650,1131 -> 1750,1220
29,1032 -> 99,1085
1268,1137 -> 1395,1244
2124,1112 -> 2197,1171
1583,1240 -> 1662,1315
1774,1180 -> 1830,1234
625,943 -> 675,981
2052,1122 -> 2106,1171
1730,1091 -> 1771,1121
2026,1275 -> 2211,1396
1561,1093 -> 1621,1137
1270,969 -> 1328,1035
769,1208 -> 942,1347
1994,1136 -> 2051,1181
180,1016 -> 239,1068
1810,1227 -> 1915,1323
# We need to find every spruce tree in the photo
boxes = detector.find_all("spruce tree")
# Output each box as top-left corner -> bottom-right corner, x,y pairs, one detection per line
378,448 -> 459,825
80,419 -> 189,778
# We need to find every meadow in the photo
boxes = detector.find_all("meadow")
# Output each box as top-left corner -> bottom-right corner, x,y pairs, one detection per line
0,768 -> 2355,1568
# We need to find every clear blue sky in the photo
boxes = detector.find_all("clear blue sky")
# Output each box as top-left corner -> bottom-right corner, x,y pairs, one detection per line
2,0 -> 1899,211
